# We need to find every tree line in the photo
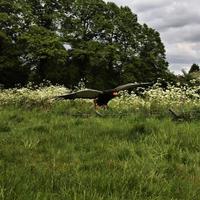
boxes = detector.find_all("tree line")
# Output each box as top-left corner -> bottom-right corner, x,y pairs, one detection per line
0,0 -> 174,89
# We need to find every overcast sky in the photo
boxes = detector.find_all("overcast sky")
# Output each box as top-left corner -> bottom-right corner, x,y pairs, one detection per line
105,0 -> 200,74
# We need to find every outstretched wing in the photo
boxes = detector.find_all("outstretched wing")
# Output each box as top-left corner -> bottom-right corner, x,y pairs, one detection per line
114,82 -> 153,92
57,89 -> 103,99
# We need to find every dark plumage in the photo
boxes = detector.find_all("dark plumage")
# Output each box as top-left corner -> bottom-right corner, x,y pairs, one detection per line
56,82 -> 152,108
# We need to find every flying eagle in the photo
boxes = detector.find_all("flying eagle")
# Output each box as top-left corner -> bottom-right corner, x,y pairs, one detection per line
56,82 -> 152,109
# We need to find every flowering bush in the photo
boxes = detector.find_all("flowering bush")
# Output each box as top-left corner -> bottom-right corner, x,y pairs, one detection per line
110,83 -> 200,113
0,84 -> 69,107
1,83 -> 200,114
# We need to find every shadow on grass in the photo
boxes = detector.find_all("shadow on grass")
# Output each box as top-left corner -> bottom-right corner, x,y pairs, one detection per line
25,125 -> 49,133
128,121 -> 159,142
8,114 -> 24,124
0,122 -> 11,132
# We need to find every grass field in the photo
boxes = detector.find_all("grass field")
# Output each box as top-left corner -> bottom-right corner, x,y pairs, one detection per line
1,100 -> 200,200
1,84 -> 200,200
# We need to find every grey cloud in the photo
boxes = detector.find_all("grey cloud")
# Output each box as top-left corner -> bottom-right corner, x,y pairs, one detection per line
161,25 -> 200,46
152,15 -> 200,31
181,29 -> 200,43
166,42 -> 200,74
170,64 -> 190,74
137,3 -> 200,31
133,0 -> 170,13
167,54 -> 198,65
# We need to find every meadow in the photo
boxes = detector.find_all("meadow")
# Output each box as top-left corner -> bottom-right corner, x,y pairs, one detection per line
1,83 -> 200,199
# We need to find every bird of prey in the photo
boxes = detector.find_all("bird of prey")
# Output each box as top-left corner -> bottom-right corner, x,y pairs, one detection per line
56,82 -> 152,109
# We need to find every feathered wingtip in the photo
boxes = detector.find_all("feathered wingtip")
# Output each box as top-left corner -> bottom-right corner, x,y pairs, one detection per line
54,93 -> 76,100
53,89 -> 103,100
114,82 -> 153,92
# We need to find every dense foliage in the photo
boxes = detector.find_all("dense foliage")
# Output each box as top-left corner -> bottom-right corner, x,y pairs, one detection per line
0,0 -> 172,89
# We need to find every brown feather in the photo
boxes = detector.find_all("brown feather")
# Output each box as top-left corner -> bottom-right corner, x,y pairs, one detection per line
114,82 -> 152,92
57,89 -> 103,99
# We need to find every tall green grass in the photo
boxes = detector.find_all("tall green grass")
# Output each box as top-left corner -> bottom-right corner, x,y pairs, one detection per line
1,103 -> 200,199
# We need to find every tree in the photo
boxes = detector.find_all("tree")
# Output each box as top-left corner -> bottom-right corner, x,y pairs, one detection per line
0,0 -> 34,87
135,24 -> 169,81
0,31 -> 28,87
0,0 -> 174,88
188,63 -> 200,74
18,26 -> 68,84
